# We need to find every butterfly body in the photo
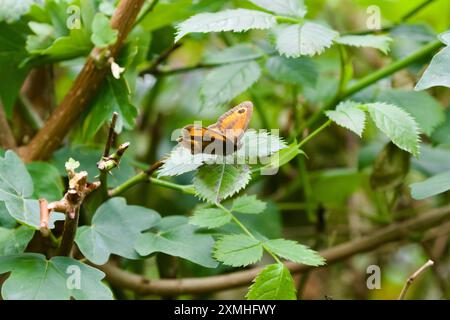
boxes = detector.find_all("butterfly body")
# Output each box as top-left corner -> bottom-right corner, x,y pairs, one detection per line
178,101 -> 253,155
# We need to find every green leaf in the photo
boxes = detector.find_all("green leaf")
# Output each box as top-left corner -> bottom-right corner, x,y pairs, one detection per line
432,109 -> 450,145
0,226 -> 34,255
275,22 -> 339,57
236,130 -> 287,159
336,35 -> 393,54
76,198 -> 161,265
374,89 -> 445,136
326,101 -> 366,137
366,102 -> 420,157
190,207 -> 231,229
265,239 -> 325,266
232,195 -> 266,214
193,164 -> 251,203
200,61 -> 261,109
246,263 -> 296,300
203,43 -> 263,65
415,31 -> 450,90
175,9 -> 276,42
0,151 -> 64,229
82,76 -> 137,139
265,56 -> 317,87
27,162 -> 64,202
91,13 -> 118,48
0,202 -> 16,228
0,253 -> 113,300
213,234 -> 263,267
135,216 -> 218,268
410,171 -> 450,200
249,0 -> 307,18
0,22 -> 29,116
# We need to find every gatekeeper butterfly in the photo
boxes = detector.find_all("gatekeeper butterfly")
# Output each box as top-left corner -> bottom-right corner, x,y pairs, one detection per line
178,101 -> 253,155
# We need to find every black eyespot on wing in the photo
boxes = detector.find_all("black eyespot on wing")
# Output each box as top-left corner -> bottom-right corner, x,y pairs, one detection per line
238,109 -> 246,114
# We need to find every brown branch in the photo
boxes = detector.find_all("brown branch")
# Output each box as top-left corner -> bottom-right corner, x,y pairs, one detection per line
0,103 -> 17,150
39,199 -> 50,237
19,0 -> 145,162
398,260 -> 434,300
95,204 -> 450,296
53,165 -> 100,256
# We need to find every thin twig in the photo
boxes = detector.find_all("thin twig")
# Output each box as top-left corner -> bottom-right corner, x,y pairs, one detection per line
139,43 -> 182,76
398,260 -> 434,300
95,204 -> 450,295
39,198 -> 50,237
103,112 -> 119,158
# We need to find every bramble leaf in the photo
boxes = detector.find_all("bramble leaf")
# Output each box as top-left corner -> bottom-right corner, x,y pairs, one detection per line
336,35 -> 393,54
326,101 -> 366,137
246,263 -> 296,300
249,0 -> 307,18
190,207 -> 231,229
193,164 -> 251,203
175,9 -> 276,42
214,234 -> 263,267
231,195 -> 266,214
264,239 -> 325,266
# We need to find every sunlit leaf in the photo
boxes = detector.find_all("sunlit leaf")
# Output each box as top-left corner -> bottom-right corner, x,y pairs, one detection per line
214,234 -> 262,267
246,263 -> 296,300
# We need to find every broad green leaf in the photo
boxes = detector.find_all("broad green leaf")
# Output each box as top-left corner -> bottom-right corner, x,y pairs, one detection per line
0,202 -> 16,228
37,28 -> 92,61
200,61 -> 261,109
0,151 -> 64,229
0,22 -> 29,116
203,43 -> 263,65
27,162 -> 64,202
82,76 -> 137,139
213,234 -> 262,267
374,89 -> 445,136
232,195 -> 266,214
91,13 -> 118,48
249,0 -> 307,18
265,56 -> 318,87
415,31 -> 450,90
366,102 -> 420,157
193,164 -> 251,203
0,253 -> 113,300
0,226 -> 34,255
326,101 -> 366,137
75,198 -> 161,265
336,35 -> 392,54
135,216 -> 218,268
175,9 -> 276,42
246,263 -> 296,300
265,239 -> 325,266
410,171 -> 450,200
275,22 -> 339,57
190,207 -> 231,229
